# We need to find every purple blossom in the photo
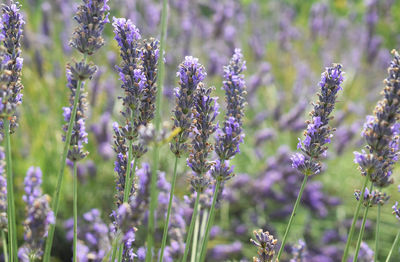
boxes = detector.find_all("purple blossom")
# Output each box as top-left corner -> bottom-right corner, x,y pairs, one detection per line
70,0 -> 110,55
62,61 -> 96,162
187,84 -> 219,192
171,56 -> 207,157
392,202 -> 400,221
65,209 -> 111,261
0,2 -> 24,130
250,229 -> 278,262
19,167 -> 54,261
354,50 -> 400,187
294,64 -> 344,175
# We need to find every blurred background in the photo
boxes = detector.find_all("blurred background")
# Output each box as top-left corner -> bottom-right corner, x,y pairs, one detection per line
7,0 -> 400,261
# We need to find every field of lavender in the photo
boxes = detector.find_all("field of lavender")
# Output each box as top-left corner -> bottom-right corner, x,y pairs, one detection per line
1,0 -> 400,261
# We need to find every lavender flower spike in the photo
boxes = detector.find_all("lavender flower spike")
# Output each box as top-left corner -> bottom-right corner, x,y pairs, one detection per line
278,64 -> 343,261
70,0 -> 110,55
354,50 -> 400,187
223,48 -> 247,126
250,229 -> 278,262
188,84 -> 219,193
293,64 -> 344,175
63,61 -> 97,162
1,1 -> 25,127
170,56 -> 206,157
139,38 -> 159,126
19,167 -> 54,261
212,49 -> 247,182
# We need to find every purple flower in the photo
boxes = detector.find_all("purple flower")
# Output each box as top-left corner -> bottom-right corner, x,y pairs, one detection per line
250,229 -> 278,262
62,61 -> 97,162
139,38 -> 159,126
222,48 -> 246,126
171,56 -> 206,157
393,202 -> 400,221
294,64 -> 344,175
0,2 -> 24,130
70,0 -> 110,55
188,84 -> 219,192
65,209 -> 111,261
354,50 -> 400,187
19,167 -> 54,261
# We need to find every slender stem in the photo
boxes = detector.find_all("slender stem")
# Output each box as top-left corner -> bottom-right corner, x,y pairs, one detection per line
181,193 -> 200,262
353,184 -> 374,262
342,175 -> 369,262
197,209 -> 208,260
123,141 -> 134,203
43,55 -> 87,262
4,118 -> 16,262
117,154 -> 137,262
386,231 -> 400,262
145,0 -> 168,259
375,203 -> 381,262
159,156 -> 179,262
73,162 -> 78,262
199,180 -> 222,262
110,238 -> 118,262
2,230 -> 8,262
190,203 -> 201,262
276,175 -> 309,261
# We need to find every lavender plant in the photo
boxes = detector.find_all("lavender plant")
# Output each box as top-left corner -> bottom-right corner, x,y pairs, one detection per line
18,167 -> 54,262
198,48 -> 247,262
276,64 -> 344,260
146,0 -> 168,259
343,50 -> 400,262
0,2 -> 24,260
64,209 -> 111,262
182,71 -> 219,262
111,17 -> 160,261
160,56 -> 207,262
43,0 -> 109,261
250,230 -> 278,262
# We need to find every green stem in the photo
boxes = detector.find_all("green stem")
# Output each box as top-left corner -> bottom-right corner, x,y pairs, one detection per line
145,0 -> 168,259
353,184 -> 374,262
117,154 -> 137,262
190,203 -> 201,262
276,175 -> 309,261
197,209 -> 208,260
181,193 -> 200,262
199,180 -> 222,262
2,230 -> 8,262
73,162 -> 78,262
43,54 -> 87,262
123,142 -> 134,203
386,231 -> 400,262
5,118 -> 17,262
375,202 -> 381,262
159,156 -> 179,262
111,243 -> 117,262
342,175 -> 369,262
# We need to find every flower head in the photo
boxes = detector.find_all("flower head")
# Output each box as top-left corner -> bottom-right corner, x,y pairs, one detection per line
250,229 -> 278,262
293,64 -> 344,175
171,56 -> 206,157
0,2 -> 24,130
354,50 -> 400,187
62,61 -> 96,162
70,0 -> 110,55
19,167 -> 54,261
